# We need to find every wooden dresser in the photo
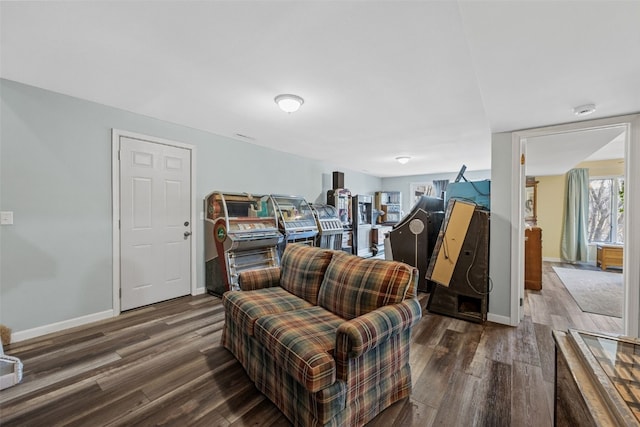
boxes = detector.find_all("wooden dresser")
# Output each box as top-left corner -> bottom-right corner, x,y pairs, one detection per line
525,226 -> 542,290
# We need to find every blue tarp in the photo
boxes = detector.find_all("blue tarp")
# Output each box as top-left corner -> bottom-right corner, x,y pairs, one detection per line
445,180 -> 491,210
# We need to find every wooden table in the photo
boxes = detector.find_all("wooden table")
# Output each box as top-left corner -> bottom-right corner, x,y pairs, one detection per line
553,329 -> 640,426
597,244 -> 623,270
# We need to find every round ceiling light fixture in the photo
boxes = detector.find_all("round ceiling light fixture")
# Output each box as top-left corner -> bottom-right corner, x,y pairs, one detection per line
275,94 -> 304,113
395,156 -> 411,165
573,103 -> 596,117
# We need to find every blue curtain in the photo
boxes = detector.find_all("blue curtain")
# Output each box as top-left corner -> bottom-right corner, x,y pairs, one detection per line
433,179 -> 449,199
561,168 -> 589,262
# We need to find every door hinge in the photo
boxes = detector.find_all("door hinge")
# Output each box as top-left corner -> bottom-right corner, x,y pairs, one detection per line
118,150 -> 120,160
520,297 -> 524,307
118,219 -> 121,229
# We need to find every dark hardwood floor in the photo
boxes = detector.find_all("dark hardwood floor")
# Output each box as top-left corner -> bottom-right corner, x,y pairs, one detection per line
0,262 -> 623,426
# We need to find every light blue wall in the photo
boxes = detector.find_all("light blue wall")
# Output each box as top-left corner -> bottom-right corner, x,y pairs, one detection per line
381,169 -> 491,215
0,79 -> 381,332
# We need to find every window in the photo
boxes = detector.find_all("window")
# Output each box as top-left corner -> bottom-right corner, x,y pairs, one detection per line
588,177 -> 624,243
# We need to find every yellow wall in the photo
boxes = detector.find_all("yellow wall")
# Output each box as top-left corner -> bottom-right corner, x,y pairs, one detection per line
534,158 -> 624,260
536,175 -> 565,259
579,158 -> 625,177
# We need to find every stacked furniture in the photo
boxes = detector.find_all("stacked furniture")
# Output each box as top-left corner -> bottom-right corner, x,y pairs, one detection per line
221,243 -> 422,427
426,199 -> 490,323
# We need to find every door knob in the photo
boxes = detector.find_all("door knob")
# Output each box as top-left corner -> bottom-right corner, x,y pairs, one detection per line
184,231 -> 192,237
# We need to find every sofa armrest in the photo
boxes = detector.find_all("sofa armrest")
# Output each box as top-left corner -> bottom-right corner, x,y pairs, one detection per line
335,298 -> 422,358
238,267 -> 281,290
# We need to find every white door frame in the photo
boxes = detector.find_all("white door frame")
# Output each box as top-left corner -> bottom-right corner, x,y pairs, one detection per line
511,114 -> 640,336
112,129 -> 197,315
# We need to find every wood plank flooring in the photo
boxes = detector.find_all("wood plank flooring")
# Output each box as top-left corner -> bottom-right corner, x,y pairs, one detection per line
0,262 -> 623,426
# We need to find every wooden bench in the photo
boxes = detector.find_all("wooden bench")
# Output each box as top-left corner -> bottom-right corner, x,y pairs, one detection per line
596,244 -> 623,270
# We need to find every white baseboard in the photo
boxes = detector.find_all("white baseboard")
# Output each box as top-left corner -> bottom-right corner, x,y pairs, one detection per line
11,309 -> 114,343
487,312 -> 513,326
544,257 -> 598,267
12,288 -> 210,344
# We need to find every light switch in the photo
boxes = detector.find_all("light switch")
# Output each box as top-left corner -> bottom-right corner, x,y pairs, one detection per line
0,211 -> 13,225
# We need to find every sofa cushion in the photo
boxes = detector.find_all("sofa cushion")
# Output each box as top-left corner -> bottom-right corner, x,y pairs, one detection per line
280,243 -> 333,305
318,251 -> 415,320
222,287 -> 313,336
238,267 -> 281,290
254,306 -> 343,393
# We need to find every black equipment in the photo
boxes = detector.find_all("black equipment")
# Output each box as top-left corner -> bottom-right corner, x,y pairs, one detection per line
388,196 -> 445,292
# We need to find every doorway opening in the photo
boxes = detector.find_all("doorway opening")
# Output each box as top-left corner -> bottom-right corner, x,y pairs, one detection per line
511,114 -> 639,337
525,126 -> 626,335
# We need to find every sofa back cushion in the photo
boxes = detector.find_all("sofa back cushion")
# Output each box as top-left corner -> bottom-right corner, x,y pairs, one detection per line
280,243 -> 334,305
318,251 -> 416,319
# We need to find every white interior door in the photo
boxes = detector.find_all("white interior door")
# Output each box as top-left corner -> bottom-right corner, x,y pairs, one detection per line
119,136 -> 192,310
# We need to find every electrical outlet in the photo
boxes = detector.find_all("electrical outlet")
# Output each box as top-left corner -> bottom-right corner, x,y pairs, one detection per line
0,211 -> 14,225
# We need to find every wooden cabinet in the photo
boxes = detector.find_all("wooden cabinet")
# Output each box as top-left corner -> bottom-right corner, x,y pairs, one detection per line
525,226 -> 542,290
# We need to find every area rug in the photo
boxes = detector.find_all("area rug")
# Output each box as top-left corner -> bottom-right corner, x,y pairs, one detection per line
552,266 -> 623,318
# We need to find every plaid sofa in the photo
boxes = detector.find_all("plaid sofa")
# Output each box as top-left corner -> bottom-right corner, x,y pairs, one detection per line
221,243 -> 422,427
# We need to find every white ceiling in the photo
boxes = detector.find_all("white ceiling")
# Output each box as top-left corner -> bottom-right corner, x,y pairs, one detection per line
526,126 -> 626,177
1,1 -> 639,178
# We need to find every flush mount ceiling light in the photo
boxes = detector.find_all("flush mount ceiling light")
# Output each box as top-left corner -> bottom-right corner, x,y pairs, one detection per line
395,156 -> 411,165
573,103 -> 596,117
275,94 -> 304,113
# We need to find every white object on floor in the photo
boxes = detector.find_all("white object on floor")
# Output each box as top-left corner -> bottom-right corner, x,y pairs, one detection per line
0,336 -> 23,390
